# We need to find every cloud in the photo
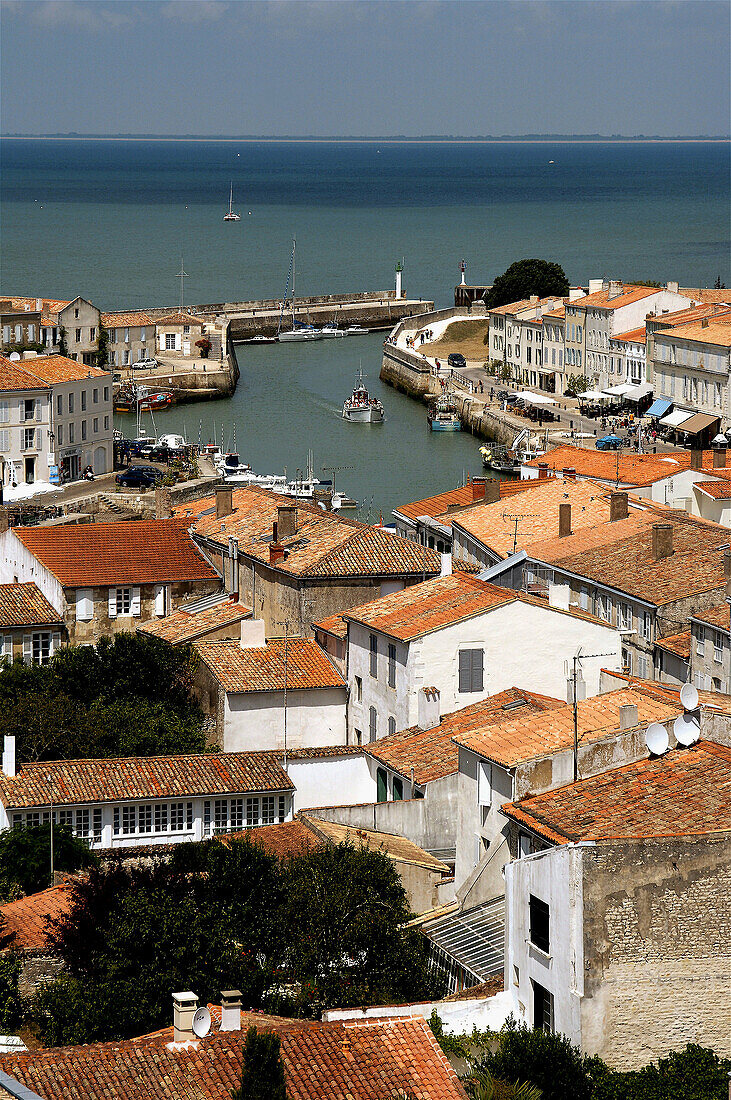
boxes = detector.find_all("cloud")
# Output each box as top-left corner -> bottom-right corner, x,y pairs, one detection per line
159,1 -> 229,23
4,0 -> 138,29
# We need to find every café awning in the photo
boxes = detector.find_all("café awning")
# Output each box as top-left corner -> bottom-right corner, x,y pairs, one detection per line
645,398 -> 672,418
660,409 -> 695,429
517,390 -> 556,406
580,389 -> 609,401
624,383 -> 653,401
602,384 -> 631,397
677,412 -> 720,436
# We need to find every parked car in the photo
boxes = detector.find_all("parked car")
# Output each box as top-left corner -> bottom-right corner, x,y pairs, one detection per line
148,444 -> 184,463
132,357 -> 158,371
447,352 -> 467,369
596,434 -> 623,451
115,465 -> 164,489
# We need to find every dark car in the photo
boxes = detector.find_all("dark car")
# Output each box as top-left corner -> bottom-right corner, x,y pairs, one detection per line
447,352 -> 467,369
596,434 -> 623,451
149,444 -> 184,463
115,465 -> 164,489
496,389 -> 510,401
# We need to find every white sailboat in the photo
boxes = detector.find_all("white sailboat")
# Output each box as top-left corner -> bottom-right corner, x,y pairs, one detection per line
277,239 -> 322,342
223,182 -> 241,221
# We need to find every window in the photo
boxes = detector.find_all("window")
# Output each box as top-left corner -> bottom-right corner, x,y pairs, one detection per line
369,634 -> 378,677
75,809 -> 90,839
139,804 -> 152,833
533,981 -> 554,1033
123,350 -> 130,365
93,387 -> 99,404
76,588 -> 94,621
376,767 -> 387,803
68,392 -> 75,413
0,430 -> 9,453
23,427 -> 37,450
68,423 -> 74,444
714,631 -> 723,662
124,328 -> 130,343
477,760 -> 491,806
369,706 -> 377,743
387,643 -> 396,688
354,728 -> 362,745
598,594 -> 612,623
154,804 -> 168,832
0,401 -> 11,424
23,398 -> 35,421
183,324 -> 190,335
641,611 -> 652,642
230,798 -> 243,830
458,648 -> 484,693
81,420 -> 87,441
75,328 -> 81,342
104,415 -> 110,430
92,808 -> 103,844
619,603 -> 632,630
529,894 -> 550,954
122,805 -> 136,834
81,390 -> 87,411
31,632 -> 52,664
57,424 -> 63,446
103,386 -> 109,401
117,587 -> 132,615
246,797 -> 259,827
392,776 -> 403,800
166,333 -> 175,350
388,716 -> 396,737
93,417 -> 99,433
261,796 -> 275,824
354,675 -> 362,702
696,631 -> 705,657
277,796 -> 287,823
170,802 -> 185,831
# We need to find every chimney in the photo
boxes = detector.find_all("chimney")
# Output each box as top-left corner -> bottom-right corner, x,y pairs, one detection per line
608,280 -> 622,299
155,486 -> 172,520
269,543 -> 285,566
652,523 -> 674,560
240,619 -> 266,649
35,298 -> 42,311
216,485 -> 233,519
220,990 -> 242,1032
529,295 -> 539,305
667,281 -> 679,294
563,467 -> 576,481
483,479 -> 500,504
471,478 -> 487,502
610,491 -> 628,522
620,703 -> 639,730
537,462 -> 549,480
690,448 -> 703,471
559,502 -> 572,538
713,448 -> 726,468
276,504 -> 297,539
172,992 -> 198,1044
701,317 -> 709,328
2,735 -> 16,778
418,686 -> 441,731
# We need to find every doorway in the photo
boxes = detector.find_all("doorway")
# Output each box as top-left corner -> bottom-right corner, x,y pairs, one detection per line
24,456 -> 36,484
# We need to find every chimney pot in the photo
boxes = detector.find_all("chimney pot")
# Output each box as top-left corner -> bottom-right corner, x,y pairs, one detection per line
277,504 -> 297,539
610,491 -> 628,522
559,502 -> 572,538
240,618 -> 266,649
472,478 -> 487,502
538,462 -> 549,480
2,735 -> 16,778
155,486 -> 173,520
713,448 -> 726,468
215,486 -> 233,520
620,703 -> 639,729
220,990 -> 242,1032
701,317 -> 709,328
652,523 -> 673,561
172,992 -> 198,1044
269,542 -> 285,566
690,448 -> 703,471
563,467 -> 576,481
418,686 -> 440,731
483,479 -> 500,504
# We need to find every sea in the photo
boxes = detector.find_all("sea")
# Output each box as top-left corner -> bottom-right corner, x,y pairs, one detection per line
2,138 -> 729,517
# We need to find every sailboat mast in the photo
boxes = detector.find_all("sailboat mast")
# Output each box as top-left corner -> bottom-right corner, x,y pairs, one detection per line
229,182 -> 233,215
277,238 -> 296,337
291,238 -> 296,328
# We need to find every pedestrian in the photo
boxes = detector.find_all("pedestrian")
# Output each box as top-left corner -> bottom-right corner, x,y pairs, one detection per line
490,387 -> 494,401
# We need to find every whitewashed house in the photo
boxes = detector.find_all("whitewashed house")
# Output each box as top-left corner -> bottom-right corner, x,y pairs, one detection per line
343,572 -> 621,746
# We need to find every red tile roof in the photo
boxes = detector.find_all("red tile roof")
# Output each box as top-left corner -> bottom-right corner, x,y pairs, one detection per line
182,487 -> 440,580
0,355 -> 48,393
569,284 -> 660,310
695,479 -> 731,499
0,881 -> 75,952
314,612 -> 348,639
0,751 -> 294,809
195,638 -> 346,693
0,582 -> 62,629
523,445 -> 693,487
453,687 -> 681,767
659,317 -> 731,347
14,518 -> 219,587
155,311 -> 207,326
366,688 -> 564,784
301,815 -> 450,872
502,741 -> 731,844
0,1017 -> 469,1100
227,818 -> 323,860
611,326 -> 647,344
10,354 -> 109,385
100,310 -> 157,327
394,478 -> 539,526
654,630 -> 691,660
137,598 -> 250,644
598,672 -> 731,714
693,603 -> 730,631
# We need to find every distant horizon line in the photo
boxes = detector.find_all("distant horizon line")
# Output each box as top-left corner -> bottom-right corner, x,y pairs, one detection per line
2,132 -> 730,143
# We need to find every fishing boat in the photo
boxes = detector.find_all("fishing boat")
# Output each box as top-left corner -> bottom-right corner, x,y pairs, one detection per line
427,391 -> 461,431
138,390 -> 173,412
342,369 -> 384,423
277,239 -> 322,342
223,182 -> 241,221
479,428 -> 548,473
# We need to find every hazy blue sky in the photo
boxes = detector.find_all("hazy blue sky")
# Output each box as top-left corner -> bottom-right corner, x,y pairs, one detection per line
1,0 -> 729,136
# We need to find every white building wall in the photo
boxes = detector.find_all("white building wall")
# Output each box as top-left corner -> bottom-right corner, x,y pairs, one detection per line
0,530 -> 65,611
286,753 -> 376,811
505,843 -> 585,1045
222,687 -> 346,752
0,386 -> 52,487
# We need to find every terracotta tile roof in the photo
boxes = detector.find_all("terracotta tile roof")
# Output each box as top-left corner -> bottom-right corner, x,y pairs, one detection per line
542,305 -> 566,320
314,612 -> 348,639
137,598 -> 250,644
611,325 -> 647,344
452,558 -> 483,574
343,573 -> 515,642
14,518 -> 219,587
598,672 -> 731,714
0,751 -> 294,809
502,741 -> 731,843
0,881 -> 75,953
694,479 -> 731,499
155,311 -> 206,326
453,687 -> 681,767
195,637 -> 345,693
9,354 -> 109,385
0,1017 -> 469,1100
452,478 -> 617,558
394,479 -> 537,527
0,355 -> 49,392
536,512 -> 728,606
523,445 -> 693,487
100,310 -> 157,327
302,815 -> 451,872
183,486 -> 440,579
442,975 -> 504,1001
648,304 -> 729,329
0,296 -> 71,322
654,630 -> 691,660
659,317 -> 731,347
366,688 -> 564,784
568,284 -> 660,310
224,818 -> 323,859
488,298 -> 534,315
693,603 -> 730,630
0,582 -> 62,629
679,288 -> 731,304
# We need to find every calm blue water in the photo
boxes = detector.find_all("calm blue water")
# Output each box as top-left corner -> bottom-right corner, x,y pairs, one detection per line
1,139 -> 729,515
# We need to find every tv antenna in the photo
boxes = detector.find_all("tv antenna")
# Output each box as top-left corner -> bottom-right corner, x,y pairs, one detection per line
569,647 -> 619,781
501,512 -> 539,554
176,258 -> 189,313
273,617 -> 294,768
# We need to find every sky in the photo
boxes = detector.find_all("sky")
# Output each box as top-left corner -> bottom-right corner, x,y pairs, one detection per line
1,0 -> 729,137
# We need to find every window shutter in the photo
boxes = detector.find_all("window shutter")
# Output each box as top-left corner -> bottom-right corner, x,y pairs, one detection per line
477,760 -> 491,806
51,631 -> 61,655
471,649 -> 484,692
108,588 -> 117,618
458,650 -> 470,693
76,588 -> 93,621
1,635 -> 12,659
23,634 -> 32,664
35,399 -> 42,421
154,584 -> 165,617
131,587 -> 141,616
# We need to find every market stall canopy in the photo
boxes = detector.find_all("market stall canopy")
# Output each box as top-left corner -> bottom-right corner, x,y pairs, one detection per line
517,390 -> 556,405
624,383 -> 654,402
602,384 -> 632,397
660,409 -> 695,429
646,398 -> 673,418
677,412 -> 720,435
580,389 -> 609,401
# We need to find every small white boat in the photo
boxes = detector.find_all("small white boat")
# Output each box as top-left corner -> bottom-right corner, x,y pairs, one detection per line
346,325 -> 368,335
321,324 -> 347,338
342,369 -> 384,424
223,182 -> 241,221
249,335 -> 277,343
279,326 -> 322,342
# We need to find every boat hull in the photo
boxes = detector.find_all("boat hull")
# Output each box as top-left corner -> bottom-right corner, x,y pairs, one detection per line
429,418 -> 461,431
343,406 -> 384,423
279,330 -> 322,342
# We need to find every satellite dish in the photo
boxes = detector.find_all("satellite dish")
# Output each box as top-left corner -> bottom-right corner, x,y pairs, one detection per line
680,683 -> 699,712
192,1006 -> 211,1039
645,723 -> 669,756
674,713 -> 700,746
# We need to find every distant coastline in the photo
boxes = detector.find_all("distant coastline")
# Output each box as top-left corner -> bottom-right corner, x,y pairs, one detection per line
2,134 -> 729,144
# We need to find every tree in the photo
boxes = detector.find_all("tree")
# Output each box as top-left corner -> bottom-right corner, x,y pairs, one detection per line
232,1026 -> 288,1100
0,954 -> 22,1033
58,326 -> 69,357
279,842 -> 440,1014
484,261 -> 569,310
0,824 -> 97,899
95,324 -> 110,370
565,374 -> 590,397
474,1017 -> 593,1100
195,336 -> 212,358
592,1043 -> 731,1100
